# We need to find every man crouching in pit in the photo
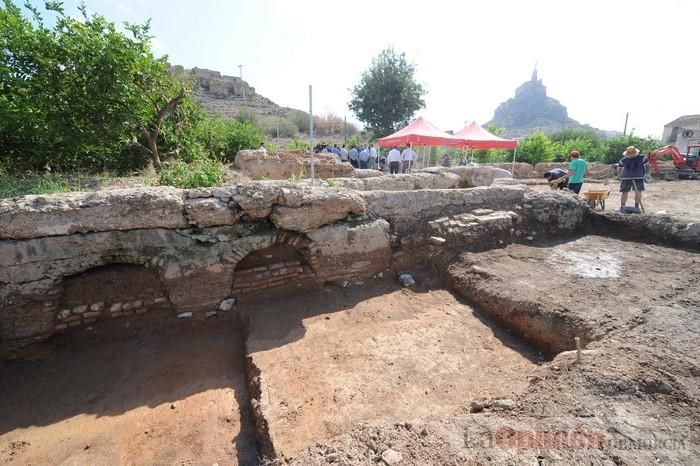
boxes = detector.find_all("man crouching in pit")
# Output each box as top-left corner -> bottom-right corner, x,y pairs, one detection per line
543,168 -> 569,190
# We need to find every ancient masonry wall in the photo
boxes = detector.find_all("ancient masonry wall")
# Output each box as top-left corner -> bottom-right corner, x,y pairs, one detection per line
0,182 -> 590,357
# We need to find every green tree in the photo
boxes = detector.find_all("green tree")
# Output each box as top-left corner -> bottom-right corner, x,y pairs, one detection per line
349,48 -> 426,137
519,131 -> 555,165
601,135 -> 659,164
549,128 -> 605,161
0,0 -> 190,173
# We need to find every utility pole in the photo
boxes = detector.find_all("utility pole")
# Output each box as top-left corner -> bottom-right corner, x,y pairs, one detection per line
238,64 -> 245,100
309,85 -> 315,187
623,112 -> 629,137
276,112 -> 280,147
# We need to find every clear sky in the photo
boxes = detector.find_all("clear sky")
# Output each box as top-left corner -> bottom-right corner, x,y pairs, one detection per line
56,0 -> 700,137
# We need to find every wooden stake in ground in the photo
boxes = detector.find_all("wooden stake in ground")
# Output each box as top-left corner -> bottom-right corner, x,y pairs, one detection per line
575,336 -> 581,363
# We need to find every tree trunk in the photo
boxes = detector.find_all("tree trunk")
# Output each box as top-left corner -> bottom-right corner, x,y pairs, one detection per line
146,131 -> 161,170
143,88 -> 186,172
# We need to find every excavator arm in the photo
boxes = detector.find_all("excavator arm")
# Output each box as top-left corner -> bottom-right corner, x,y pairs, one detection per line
648,145 -> 686,173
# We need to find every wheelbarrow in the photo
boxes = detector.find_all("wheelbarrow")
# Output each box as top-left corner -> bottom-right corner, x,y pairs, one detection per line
582,189 -> 612,210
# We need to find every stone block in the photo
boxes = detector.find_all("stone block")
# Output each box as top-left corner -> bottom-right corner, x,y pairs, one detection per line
0,187 -> 187,240
219,298 -> 236,311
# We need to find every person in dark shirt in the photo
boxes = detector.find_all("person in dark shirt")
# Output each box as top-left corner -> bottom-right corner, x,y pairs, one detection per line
618,146 -> 650,212
543,168 -> 569,190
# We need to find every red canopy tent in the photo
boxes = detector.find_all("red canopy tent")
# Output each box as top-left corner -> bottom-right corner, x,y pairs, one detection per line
453,121 -> 517,149
376,117 -> 462,148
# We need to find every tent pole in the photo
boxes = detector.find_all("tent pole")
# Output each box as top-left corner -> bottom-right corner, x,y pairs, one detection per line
511,146 -> 518,176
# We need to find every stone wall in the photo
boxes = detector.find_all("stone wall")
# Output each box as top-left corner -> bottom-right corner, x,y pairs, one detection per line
235,149 -> 353,180
0,182 -> 590,357
482,162 -> 536,179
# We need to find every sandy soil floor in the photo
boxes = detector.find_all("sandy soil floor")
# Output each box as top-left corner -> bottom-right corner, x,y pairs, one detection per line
450,235 -> 699,350
0,320 -> 258,466
530,178 -> 700,222
242,279 -> 542,459
285,236 -> 699,465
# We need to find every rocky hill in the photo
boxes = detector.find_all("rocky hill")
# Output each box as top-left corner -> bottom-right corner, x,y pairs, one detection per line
174,66 -> 295,120
486,69 -> 615,138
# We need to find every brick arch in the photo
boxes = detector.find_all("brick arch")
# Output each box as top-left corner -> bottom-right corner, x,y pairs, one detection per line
54,262 -> 171,332
228,230 -> 318,297
226,230 -> 316,270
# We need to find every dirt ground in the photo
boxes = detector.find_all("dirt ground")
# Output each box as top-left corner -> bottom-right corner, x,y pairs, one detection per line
1,198 -> 698,465
448,235 -> 699,351
530,178 -> 700,222
285,236 -> 699,465
242,279 -> 543,459
0,319 -> 258,466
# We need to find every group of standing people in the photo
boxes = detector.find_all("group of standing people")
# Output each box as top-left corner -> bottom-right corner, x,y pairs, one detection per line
386,145 -> 416,174
317,143 -> 379,169
316,143 -> 417,174
541,145 -> 650,213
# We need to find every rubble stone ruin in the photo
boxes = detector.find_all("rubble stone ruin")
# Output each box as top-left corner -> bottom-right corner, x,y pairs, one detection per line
0,175 -> 698,465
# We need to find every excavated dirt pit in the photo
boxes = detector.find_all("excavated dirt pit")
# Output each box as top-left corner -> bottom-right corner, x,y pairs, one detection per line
1,236 -> 698,465
239,279 -> 543,460
0,319 -> 258,466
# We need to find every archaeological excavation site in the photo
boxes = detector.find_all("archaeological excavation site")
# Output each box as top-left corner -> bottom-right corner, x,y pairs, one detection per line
1,161 -> 698,465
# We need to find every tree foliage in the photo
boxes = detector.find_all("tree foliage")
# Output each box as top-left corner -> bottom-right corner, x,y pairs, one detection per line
519,131 -> 555,164
599,135 -> 659,164
0,0 -> 195,173
515,129 -> 660,165
349,48 -> 426,137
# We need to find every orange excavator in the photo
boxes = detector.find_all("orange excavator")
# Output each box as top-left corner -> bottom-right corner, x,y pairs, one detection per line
648,144 -> 700,179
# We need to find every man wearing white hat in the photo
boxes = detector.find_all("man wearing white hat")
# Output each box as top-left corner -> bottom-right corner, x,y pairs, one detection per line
617,146 -> 650,212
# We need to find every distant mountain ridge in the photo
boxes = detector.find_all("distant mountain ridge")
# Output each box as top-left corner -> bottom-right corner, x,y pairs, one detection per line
172,65 -> 294,120
486,69 -> 619,138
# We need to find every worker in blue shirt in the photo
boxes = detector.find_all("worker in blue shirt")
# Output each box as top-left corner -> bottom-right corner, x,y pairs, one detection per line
618,146 -> 650,212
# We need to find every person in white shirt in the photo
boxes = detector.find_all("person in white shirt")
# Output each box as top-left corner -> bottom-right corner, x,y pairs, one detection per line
368,144 -> 378,169
358,146 -> 370,169
339,144 -> 349,162
401,144 -> 416,173
348,147 -> 359,168
387,147 -> 402,174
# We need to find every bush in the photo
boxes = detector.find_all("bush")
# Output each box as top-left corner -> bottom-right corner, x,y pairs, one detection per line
158,159 -> 227,188
549,129 -> 605,161
0,173 -> 88,198
288,166 -> 306,183
601,135 -> 659,164
235,107 -> 258,126
224,121 -> 265,161
519,131 -> 555,165
473,149 -> 512,163
314,114 -> 345,137
287,138 -> 310,151
263,118 -> 298,138
288,110 -> 311,133
346,135 -> 363,149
